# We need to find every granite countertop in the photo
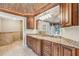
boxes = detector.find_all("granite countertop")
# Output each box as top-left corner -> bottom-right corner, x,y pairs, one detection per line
27,34 -> 79,48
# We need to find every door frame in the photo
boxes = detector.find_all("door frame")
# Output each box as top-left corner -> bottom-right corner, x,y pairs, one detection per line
0,12 -> 27,47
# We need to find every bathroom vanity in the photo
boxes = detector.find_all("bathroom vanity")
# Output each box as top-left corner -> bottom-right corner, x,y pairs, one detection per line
27,34 -> 79,56
26,3 -> 79,56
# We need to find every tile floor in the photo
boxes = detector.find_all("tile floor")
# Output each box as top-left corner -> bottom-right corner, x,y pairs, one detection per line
0,40 -> 37,56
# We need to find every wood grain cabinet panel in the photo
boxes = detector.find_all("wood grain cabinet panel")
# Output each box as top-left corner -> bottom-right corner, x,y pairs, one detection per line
27,36 -> 33,48
76,49 -> 79,56
41,40 -> 52,56
60,45 -> 76,56
60,3 -> 78,27
72,3 -> 78,26
60,3 -> 72,27
27,16 -> 35,29
27,36 -> 41,55
51,43 -> 61,56
33,38 -> 41,55
35,40 -> 41,55
27,36 -> 79,56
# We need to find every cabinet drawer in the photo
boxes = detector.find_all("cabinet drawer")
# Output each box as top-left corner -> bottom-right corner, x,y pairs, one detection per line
60,45 -> 76,56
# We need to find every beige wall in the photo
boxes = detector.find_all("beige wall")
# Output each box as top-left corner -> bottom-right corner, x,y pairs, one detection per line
0,18 -> 22,32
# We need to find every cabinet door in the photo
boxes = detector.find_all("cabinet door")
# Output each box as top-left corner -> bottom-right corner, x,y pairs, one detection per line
34,39 -> 41,56
27,36 -> 30,47
60,3 -> 78,27
27,36 -> 33,48
72,3 -> 78,25
42,40 -> 52,56
27,36 -> 42,56
27,16 -> 35,29
52,43 -> 61,56
60,45 -> 76,56
60,3 -> 72,27
27,36 -> 36,50
76,49 -> 79,56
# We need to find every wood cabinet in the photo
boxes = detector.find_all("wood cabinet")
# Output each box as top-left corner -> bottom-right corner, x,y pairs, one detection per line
60,3 -> 72,27
41,40 -> 52,56
78,4 -> 79,25
52,43 -> 61,56
27,36 -> 33,48
60,3 -> 78,27
76,49 -> 79,56
27,36 -> 41,55
27,36 -> 79,56
72,3 -> 78,26
27,16 -> 35,29
60,45 -> 76,56
34,38 -> 41,55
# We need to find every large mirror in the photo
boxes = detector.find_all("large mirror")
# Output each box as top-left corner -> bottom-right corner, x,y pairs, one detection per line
35,4 -> 61,36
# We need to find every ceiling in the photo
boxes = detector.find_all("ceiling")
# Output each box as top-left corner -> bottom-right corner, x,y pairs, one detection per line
0,3 -> 58,16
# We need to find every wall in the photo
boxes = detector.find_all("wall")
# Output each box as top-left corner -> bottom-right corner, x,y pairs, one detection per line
0,12 -> 26,46
0,18 -> 22,32
0,18 -> 22,46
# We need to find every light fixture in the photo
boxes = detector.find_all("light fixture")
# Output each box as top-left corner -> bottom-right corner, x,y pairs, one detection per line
39,14 -> 52,21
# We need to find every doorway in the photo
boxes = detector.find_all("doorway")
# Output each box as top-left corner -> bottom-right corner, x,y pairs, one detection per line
0,12 -> 26,47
